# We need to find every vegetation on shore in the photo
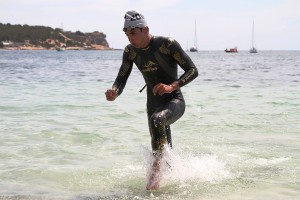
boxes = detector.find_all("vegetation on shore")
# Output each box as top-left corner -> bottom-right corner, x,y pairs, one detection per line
0,23 -> 111,50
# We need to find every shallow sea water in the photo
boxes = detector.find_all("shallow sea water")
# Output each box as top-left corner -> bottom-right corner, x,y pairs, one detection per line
0,50 -> 299,199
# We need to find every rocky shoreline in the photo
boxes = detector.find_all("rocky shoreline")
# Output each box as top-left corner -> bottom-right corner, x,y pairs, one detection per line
1,23 -> 113,51
1,45 -> 113,50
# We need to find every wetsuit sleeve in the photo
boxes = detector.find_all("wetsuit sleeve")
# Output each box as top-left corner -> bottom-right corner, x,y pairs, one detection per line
169,39 -> 198,87
112,46 -> 134,96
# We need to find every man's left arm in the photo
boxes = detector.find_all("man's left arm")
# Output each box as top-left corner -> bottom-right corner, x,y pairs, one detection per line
170,39 -> 198,88
152,38 -> 198,96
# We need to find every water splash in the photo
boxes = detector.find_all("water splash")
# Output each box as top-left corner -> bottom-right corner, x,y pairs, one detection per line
142,146 -> 232,188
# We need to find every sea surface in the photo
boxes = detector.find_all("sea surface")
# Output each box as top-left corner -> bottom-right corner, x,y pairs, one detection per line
0,50 -> 299,200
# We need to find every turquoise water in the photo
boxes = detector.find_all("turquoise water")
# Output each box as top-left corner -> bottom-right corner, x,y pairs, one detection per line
0,50 -> 299,199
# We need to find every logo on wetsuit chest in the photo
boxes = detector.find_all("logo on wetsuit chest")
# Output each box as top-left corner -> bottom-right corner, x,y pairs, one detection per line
142,61 -> 158,72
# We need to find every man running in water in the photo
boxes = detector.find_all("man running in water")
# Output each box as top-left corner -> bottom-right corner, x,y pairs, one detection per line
105,10 -> 198,190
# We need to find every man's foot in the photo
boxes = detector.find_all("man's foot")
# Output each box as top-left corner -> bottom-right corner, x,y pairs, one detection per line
146,159 -> 161,190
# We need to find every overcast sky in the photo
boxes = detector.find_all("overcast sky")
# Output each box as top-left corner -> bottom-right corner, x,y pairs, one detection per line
1,0 -> 299,50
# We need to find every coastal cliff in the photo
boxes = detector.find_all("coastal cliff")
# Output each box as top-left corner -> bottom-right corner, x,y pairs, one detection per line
0,23 -> 111,50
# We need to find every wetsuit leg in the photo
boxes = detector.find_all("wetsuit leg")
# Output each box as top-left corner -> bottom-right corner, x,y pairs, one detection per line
147,98 -> 185,156
166,125 -> 172,148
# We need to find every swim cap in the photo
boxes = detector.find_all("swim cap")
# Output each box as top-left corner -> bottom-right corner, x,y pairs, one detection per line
123,10 -> 147,32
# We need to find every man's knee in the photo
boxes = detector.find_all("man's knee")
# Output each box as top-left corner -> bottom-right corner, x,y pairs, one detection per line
150,112 -> 165,128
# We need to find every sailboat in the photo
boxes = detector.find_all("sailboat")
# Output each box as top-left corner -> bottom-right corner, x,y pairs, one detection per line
190,20 -> 198,52
249,21 -> 258,53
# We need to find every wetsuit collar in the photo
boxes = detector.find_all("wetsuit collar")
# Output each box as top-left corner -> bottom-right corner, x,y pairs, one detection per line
141,35 -> 154,51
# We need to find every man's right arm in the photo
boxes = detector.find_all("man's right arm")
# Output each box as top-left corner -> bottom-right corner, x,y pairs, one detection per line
105,46 -> 134,101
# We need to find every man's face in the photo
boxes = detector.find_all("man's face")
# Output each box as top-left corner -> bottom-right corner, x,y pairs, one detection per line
125,28 -> 145,48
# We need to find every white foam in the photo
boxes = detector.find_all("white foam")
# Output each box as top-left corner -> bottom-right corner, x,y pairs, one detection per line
142,146 -> 232,186
253,157 -> 290,166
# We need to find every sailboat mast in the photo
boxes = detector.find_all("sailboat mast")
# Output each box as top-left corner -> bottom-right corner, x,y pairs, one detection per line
249,20 -> 257,53
252,21 -> 254,48
189,19 -> 198,52
194,20 -> 197,49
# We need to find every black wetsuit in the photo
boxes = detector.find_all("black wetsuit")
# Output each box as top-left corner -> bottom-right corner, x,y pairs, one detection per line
112,36 -> 198,155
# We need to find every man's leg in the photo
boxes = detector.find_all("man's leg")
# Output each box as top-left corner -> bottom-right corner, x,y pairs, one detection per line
146,98 -> 185,190
166,125 -> 172,148
149,99 -> 185,155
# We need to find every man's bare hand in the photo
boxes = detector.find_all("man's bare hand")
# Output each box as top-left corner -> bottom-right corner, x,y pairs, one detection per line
152,82 -> 179,96
105,89 -> 118,101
